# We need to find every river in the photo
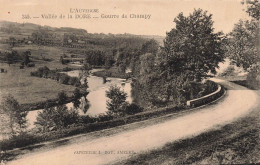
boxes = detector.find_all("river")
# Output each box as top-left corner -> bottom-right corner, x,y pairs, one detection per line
26,69 -> 132,129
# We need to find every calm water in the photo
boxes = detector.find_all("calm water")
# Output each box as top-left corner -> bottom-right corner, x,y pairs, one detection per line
26,69 -> 132,129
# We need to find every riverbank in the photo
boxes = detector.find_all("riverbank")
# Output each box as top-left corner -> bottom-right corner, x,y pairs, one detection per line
92,67 -> 131,79
3,79 -> 240,165
0,80 -> 225,158
20,90 -> 88,111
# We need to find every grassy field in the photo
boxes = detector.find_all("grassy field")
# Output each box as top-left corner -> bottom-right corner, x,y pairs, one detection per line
0,63 -> 76,105
0,44 -> 84,106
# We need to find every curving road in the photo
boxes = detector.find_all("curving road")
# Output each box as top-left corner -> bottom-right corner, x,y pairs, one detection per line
7,79 -> 259,165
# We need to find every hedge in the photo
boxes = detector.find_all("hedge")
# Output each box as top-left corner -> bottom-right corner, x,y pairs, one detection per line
30,66 -> 82,87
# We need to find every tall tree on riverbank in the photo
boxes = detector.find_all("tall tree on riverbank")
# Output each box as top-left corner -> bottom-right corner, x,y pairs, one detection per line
164,9 -> 224,81
57,91 -> 68,105
225,0 -> 260,88
73,88 -> 81,109
0,95 -> 28,136
106,85 -> 127,116
35,105 -> 79,132
133,9 -> 225,106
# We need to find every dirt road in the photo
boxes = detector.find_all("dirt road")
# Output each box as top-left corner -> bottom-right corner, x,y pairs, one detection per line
7,79 -> 259,165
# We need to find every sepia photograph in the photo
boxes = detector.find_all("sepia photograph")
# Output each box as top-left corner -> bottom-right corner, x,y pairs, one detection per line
0,0 -> 259,164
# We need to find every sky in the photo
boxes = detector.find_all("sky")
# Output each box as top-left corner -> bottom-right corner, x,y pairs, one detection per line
0,0 -> 249,36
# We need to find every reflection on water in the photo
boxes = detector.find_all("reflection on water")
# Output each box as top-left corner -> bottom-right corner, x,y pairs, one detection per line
26,69 -> 132,129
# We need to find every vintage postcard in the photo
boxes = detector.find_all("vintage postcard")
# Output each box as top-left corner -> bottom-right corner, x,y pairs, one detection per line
0,0 -> 259,164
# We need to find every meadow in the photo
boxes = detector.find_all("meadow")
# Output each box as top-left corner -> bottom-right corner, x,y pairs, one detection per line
0,44 -> 82,106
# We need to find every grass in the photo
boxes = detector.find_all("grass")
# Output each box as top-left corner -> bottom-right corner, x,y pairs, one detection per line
0,63 -> 76,105
0,44 -> 87,106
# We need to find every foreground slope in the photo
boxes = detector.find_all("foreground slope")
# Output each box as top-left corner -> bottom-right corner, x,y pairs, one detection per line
7,79 -> 259,165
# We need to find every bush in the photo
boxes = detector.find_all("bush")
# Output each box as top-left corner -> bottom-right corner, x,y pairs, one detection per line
124,103 -> 144,115
30,67 -> 82,87
60,67 -> 73,72
106,85 -> 127,115
246,63 -> 260,89
31,66 -> 50,77
58,73 -> 70,84
57,91 -> 68,105
68,77 -> 80,86
79,115 -> 96,124
27,62 -> 35,67
1,104 -> 183,151
95,113 -> 114,122
200,80 -> 218,96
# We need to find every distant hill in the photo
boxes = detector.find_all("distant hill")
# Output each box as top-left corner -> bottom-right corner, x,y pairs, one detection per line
0,21 -> 164,44
136,34 -> 165,45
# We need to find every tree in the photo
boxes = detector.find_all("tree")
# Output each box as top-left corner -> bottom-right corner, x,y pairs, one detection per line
34,106 -> 56,132
106,85 -> 127,115
104,55 -> 115,69
164,9 -> 224,81
9,37 -> 16,47
140,39 -> 160,55
5,51 -> 14,66
80,96 -> 90,114
118,63 -> 127,73
73,88 -> 81,108
60,56 -> 65,64
124,103 -> 143,115
83,59 -> 91,70
0,95 -> 28,136
35,105 -> 79,132
241,0 -> 260,20
139,53 -> 156,78
58,74 -> 70,84
24,50 -> 31,66
226,0 -> 259,70
226,19 -> 259,70
225,0 -> 260,89
132,9 -> 225,106
57,91 -> 68,105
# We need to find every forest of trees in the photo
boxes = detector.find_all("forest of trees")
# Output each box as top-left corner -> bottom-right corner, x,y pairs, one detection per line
131,9 -> 225,107
225,0 -> 259,88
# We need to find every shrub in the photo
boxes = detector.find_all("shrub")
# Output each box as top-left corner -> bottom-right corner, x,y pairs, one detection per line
59,73 -> 70,84
124,103 -> 144,115
27,62 -> 35,67
31,66 -> 50,77
79,115 -> 96,124
35,105 -> 80,132
62,67 -> 73,72
246,63 -> 260,89
199,80 -> 218,97
30,67 -> 86,87
57,91 -> 68,105
95,113 -> 114,122
106,85 -> 127,115
68,77 -> 80,86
